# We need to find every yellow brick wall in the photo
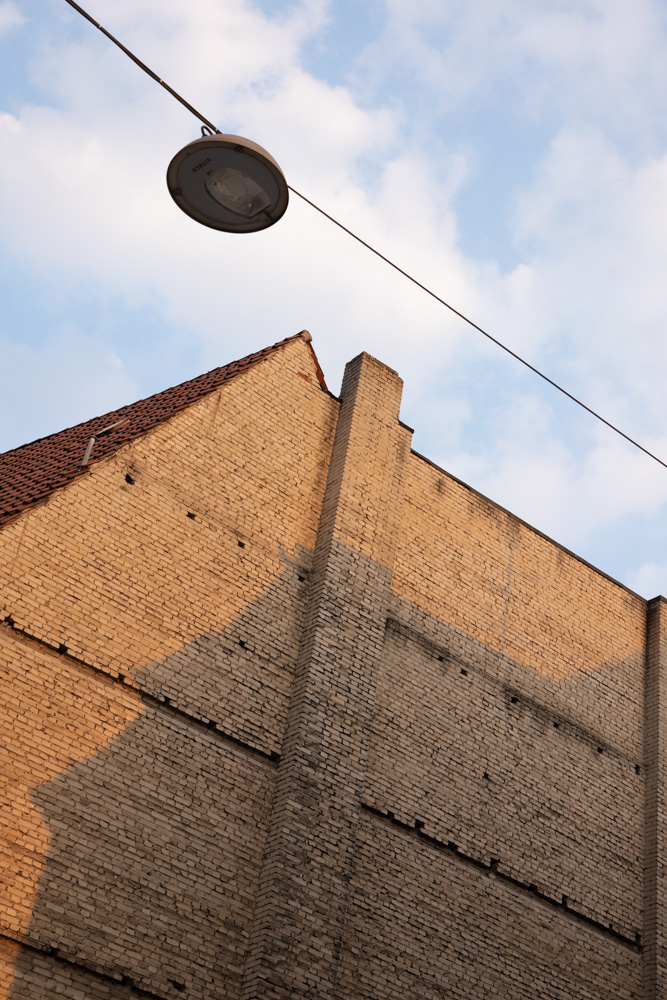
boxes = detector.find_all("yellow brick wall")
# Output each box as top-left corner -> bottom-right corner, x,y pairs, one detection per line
0,628 -> 274,999
335,812 -> 642,999
391,457 -> 645,752
354,450 -> 647,993
0,338 -> 338,1000
0,340 -> 655,999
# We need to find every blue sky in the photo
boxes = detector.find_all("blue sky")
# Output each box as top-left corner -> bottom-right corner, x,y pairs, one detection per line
2,0 -> 667,597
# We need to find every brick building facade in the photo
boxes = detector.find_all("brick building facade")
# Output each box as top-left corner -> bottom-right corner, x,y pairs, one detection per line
0,330 -> 664,998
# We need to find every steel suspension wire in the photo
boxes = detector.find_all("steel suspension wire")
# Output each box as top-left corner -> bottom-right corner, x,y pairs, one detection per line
287,187 -> 667,471
62,0 -> 667,473
62,0 -> 220,133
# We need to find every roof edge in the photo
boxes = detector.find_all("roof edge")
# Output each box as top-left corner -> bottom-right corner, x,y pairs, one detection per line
410,447 -> 647,604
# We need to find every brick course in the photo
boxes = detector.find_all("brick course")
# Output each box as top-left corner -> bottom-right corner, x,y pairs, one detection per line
0,333 -> 662,999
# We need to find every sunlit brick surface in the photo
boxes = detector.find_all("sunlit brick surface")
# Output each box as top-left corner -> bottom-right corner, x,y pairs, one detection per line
1,335 -> 662,999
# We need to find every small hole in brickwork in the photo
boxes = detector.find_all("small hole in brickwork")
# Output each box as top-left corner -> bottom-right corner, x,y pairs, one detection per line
510,696 -> 518,704
460,668 -> 468,676
238,540 -> 245,548
448,841 -> 458,852
117,673 -> 125,683
414,819 -> 424,830
298,575 -> 305,582
5,615 -> 14,626
483,772 -> 490,781
597,747 -> 603,753
58,643 -> 68,655
125,473 -> 135,485
169,983 -> 186,994
163,696 -> 171,706
437,655 -> 444,662
635,764 -> 641,775
238,639 -> 246,648
553,721 -> 559,728
207,720 -> 216,729
187,512 -> 196,520
490,858 -> 499,869
386,810 -> 395,821
562,895 -> 568,907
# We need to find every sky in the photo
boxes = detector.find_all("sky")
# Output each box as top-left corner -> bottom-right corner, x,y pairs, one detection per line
1,0 -> 667,598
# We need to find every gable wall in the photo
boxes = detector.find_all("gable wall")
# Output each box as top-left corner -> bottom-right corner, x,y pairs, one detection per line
0,341 -> 658,1000
347,451 -> 646,998
0,337 -> 338,1000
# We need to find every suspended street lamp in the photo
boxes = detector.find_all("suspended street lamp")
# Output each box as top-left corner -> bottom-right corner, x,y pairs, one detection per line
166,131 -> 289,234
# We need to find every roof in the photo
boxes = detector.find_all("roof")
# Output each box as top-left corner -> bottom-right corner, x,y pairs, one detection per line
0,330 -> 327,530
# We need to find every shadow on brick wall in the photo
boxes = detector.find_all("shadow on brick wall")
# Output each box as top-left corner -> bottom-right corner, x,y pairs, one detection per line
6,554 -> 310,1000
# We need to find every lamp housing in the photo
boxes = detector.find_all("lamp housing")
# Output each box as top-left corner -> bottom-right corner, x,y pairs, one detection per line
167,133 -> 288,233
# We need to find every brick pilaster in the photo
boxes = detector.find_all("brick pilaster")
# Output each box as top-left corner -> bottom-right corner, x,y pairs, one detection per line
645,596 -> 667,998
241,352 -> 411,1000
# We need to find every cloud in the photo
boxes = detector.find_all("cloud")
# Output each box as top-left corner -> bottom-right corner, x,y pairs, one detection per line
0,2 -> 22,36
1,0 -> 667,594
358,0 -> 667,137
628,563 -> 667,599
0,326 -> 137,452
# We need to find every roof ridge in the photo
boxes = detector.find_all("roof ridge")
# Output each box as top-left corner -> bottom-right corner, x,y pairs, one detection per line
1,331 -> 306,457
0,330 -> 321,528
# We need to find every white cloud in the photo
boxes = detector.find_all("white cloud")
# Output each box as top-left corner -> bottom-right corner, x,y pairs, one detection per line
629,563 -> 667,599
0,2 -> 23,35
512,128 -> 667,426
362,0 -> 667,135
2,0 -> 667,594
0,326 -> 137,452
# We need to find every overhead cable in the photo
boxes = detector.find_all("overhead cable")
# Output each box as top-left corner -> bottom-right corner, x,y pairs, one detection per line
61,0 -> 667,473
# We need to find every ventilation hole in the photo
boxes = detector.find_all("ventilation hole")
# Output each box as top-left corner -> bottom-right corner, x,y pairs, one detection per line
414,819 -> 424,830
460,668 -> 468,676
597,747 -> 604,753
437,655 -> 444,662
562,895 -> 568,907
162,696 -> 171,706
58,643 -> 68,655
238,639 -> 246,648
553,721 -> 559,728
5,615 -> 14,626
187,512 -> 196,520
386,810 -> 395,821
207,720 -> 216,729
483,772 -> 490,781
298,575 -> 305,582
448,841 -> 458,852
510,696 -> 518,704
169,982 -> 186,993
490,858 -> 499,869
237,540 -> 245,548
117,673 -> 125,683
125,473 -> 135,485
635,764 -> 641,775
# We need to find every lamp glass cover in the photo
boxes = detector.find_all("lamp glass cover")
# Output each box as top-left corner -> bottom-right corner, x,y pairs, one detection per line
205,166 -> 271,218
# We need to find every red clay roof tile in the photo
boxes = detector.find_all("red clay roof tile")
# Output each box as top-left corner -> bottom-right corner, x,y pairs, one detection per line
0,332 -> 325,529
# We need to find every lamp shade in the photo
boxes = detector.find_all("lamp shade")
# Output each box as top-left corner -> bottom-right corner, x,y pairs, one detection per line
167,133 -> 289,233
